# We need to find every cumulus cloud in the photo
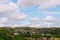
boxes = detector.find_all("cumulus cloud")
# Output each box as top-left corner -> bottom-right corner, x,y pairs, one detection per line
17,0 -> 60,27
0,0 -> 59,27
39,16 -> 56,27
22,17 -> 41,27
0,17 -> 8,23
44,16 -> 56,22
30,17 -> 40,22
17,0 -> 60,10
0,24 -> 5,27
23,16 -> 59,28
0,0 -> 26,26
9,12 -> 26,21
17,0 -> 38,8
39,0 -> 60,11
12,24 -> 21,27
0,2 -> 18,16
0,0 -> 11,4
42,12 -> 60,14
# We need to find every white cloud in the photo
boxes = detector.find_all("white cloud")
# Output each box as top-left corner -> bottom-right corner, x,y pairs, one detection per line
30,17 -> 40,22
0,0 -> 11,4
0,2 -> 19,16
42,12 -> 60,14
13,24 -> 21,27
21,17 -> 40,27
17,0 -> 60,10
0,0 -> 26,20
0,0 -> 26,26
0,17 -> 8,23
0,24 -> 5,27
17,0 -> 37,8
39,0 -> 60,11
22,17 -> 41,27
44,16 -> 56,22
23,16 -> 58,28
39,22 -> 55,28
28,22 -> 54,28
0,0 -> 59,27
10,13 -> 26,21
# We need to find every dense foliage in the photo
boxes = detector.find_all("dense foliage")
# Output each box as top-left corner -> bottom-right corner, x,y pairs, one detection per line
0,27 -> 60,40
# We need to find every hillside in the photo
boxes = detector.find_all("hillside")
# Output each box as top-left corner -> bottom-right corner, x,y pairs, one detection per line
0,27 -> 60,40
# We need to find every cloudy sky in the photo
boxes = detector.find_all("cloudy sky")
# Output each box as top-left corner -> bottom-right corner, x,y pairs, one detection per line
0,0 -> 60,28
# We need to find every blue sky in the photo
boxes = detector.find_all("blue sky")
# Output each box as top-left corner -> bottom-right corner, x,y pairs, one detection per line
0,0 -> 60,27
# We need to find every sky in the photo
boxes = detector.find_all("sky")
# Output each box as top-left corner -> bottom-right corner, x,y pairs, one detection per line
0,0 -> 60,28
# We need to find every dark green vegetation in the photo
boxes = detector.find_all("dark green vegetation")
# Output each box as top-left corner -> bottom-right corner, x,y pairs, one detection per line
0,27 -> 60,40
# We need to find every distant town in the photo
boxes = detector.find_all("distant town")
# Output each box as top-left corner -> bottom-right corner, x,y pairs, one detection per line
0,27 -> 60,40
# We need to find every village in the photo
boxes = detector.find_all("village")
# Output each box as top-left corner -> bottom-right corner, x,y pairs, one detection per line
0,27 -> 60,40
